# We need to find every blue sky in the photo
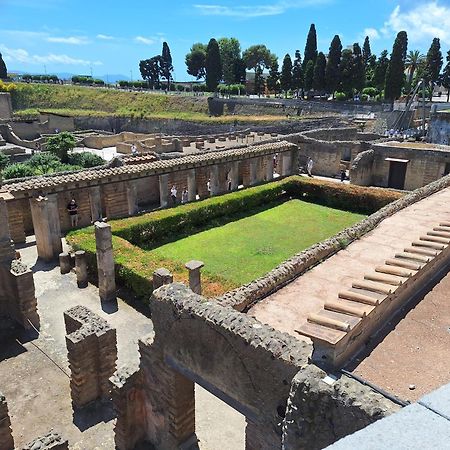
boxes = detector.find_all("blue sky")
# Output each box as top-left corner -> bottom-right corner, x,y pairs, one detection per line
1,0 -> 450,80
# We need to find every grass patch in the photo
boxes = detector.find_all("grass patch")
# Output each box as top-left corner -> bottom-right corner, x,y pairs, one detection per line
148,200 -> 365,286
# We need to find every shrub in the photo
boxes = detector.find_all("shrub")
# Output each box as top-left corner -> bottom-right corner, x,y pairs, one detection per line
2,163 -> 34,180
0,152 -> 9,170
0,80 -> 17,93
46,132 -> 76,163
68,152 -> 105,168
361,94 -> 369,102
334,92 -> 347,101
26,152 -> 62,174
362,87 -> 379,98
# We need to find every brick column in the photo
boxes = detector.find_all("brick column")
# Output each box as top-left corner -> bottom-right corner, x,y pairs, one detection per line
153,268 -> 173,290
159,174 -> 169,208
95,222 -> 116,302
0,392 -> 14,450
229,161 -> 239,191
255,157 -> 265,183
0,199 -> 15,266
89,186 -> 102,223
249,158 -> 258,185
30,194 -> 62,261
185,260 -> 204,295
126,180 -> 138,216
187,169 -> 196,202
210,165 -> 220,196
281,152 -> 292,176
265,155 -> 274,181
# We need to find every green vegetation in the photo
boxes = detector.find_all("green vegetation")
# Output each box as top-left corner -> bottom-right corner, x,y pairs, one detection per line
68,176 -> 403,300
46,131 -> 75,163
150,200 -> 365,286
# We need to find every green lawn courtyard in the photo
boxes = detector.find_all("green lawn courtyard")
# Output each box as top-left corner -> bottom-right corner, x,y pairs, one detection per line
150,199 -> 365,287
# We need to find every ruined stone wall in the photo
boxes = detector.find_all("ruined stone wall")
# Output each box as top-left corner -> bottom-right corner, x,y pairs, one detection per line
21,430 -> 69,450
0,93 -> 12,120
429,111 -> 450,145
0,392 -> 14,450
64,306 -> 117,409
350,149 -> 374,186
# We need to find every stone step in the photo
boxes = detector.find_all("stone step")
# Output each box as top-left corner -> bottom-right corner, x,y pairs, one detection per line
421,235 -> 450,244
364,272 -> 408,286
395,252 -> 431,263
385,258 -> 423,271
412,240 -> 445,250
308,310 -> 360,332
375,264 -> 417,278
428,230 -> 450,238
295,322 -> 346,345
352,279 -> 395,295
339,289 -> 382,306
404,247 -> 440,257
324,299 -> 373,318
433,226 -> 450,232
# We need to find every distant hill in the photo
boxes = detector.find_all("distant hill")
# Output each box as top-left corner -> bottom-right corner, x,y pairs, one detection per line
9,70 -> 129,83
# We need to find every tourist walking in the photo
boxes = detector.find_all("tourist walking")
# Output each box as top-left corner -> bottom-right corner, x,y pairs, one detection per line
170,185 -> 177,205
67,197 -> 79,228
340,168 -> 346,182
131,143 -> 138,155
307,157 -> 314,178
181,188 -> 188,204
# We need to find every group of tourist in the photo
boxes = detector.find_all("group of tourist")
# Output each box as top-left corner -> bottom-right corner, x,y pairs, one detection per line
170,185 -> 189,205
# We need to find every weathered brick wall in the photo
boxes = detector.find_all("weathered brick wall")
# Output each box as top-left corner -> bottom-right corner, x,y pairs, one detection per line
0,392 -> 14,450
64,306 -> 117,409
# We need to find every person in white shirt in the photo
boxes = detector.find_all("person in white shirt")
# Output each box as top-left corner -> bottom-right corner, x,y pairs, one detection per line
170,185 -> 177,205
307,157 -> 314,178
131,143 -> 138,155
181,189 -> 188,204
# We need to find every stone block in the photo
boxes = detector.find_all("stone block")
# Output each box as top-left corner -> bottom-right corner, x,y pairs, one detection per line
153,268 -> 173,290
21,429 -> 69,450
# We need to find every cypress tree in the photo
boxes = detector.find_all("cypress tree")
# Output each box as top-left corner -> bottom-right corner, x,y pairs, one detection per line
303,24 -> 318,69
267,60 -> 280,94
339,49 -> 354,96
0,53 -> 7,79
362,36 -> 372,68
441,50 -> 450,102
313,52 -> 326,92
205,38 -> 223,92
304,60 -> 315,91
373,50 -> 389,92
385,31 -> 408,102
280,54 -> 293,97
352,43 -> 365,92
161,42 -> 173,90
424,38 -> 443,85
292,50 -> 304,96
254,66 -> 265,97
325,35 -> 342,96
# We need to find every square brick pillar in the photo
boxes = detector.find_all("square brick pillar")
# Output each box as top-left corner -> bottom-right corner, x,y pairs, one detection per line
30,194 -> 62,261
126,180 -> 138,216
265,155 -> 274,181
249,158 -> 258,185
281,152 -> 292,176
185,260 -> 204,295
229,161 -> 239,191
159,174 -> 169,208
0,392 -> 14,450
95,222 -> 116,302
89,186 -> 102,223
210,165 -> 220,196
0,199 -> 15,266
187,169 -> 197,202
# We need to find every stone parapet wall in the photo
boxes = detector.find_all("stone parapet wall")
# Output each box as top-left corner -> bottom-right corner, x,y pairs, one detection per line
217,173 -> 450,311
0,392 -> 14,450
64,306 -> 117,408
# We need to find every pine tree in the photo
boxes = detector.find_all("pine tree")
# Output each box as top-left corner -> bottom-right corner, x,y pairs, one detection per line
424,38 -> 443,85
352,43 -> 365,92
161,42 -> 173,90
280,54 -> 293,97
0,53 -> 7,79
441,50 -> 450,102
267,60 -> 280,94
303,24 -> 318,69
292,50 -> 303,96
205,38 -> 223,92
339,49 -> 354,96
362,36 -> 371,68
218,37 -> 241,85
325,35 -> 342,96
384,31 -> 408,102
373,50 -> 389,92
304,60 -> 315,91
185,43 -> 207,80
313,52 -> 326,92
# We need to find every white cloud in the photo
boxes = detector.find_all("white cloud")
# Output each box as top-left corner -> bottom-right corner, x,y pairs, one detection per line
97,34 -> 115,40
193,0 -> 331,18
382,2 -> 450,45
364,28 -> 380,40
46,36 -> 89,45
135,36 -> 156,45
0,45 -> 102,66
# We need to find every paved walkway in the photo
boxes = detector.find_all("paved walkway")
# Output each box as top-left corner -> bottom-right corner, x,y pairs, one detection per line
249,186 -> 450,341
0,241 -> 244,449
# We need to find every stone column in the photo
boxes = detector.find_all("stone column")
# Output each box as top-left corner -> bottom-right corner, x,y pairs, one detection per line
59,252 -> 71,274
265,155 -> 274,181
75,250 -> 88,288
95,222 -> 116,302
0,392 -> 14,450
229,161 -> 239,191
126,180 -> 138,216
185,260 -> 204,295
187,169 -> 196,202
290,147 -> 299,175
255,157 -> 265,183
218,164 -> 228,194
159,174 -> 169,208
210,165 -> 220,196
281,152 -> 292,176
30,194 -> 62,261
249,158 -> 258,185
153,268 -> 173,290
89,186 -> 102,223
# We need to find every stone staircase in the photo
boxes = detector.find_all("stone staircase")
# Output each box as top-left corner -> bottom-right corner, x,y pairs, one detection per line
296,222 -> 450,368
